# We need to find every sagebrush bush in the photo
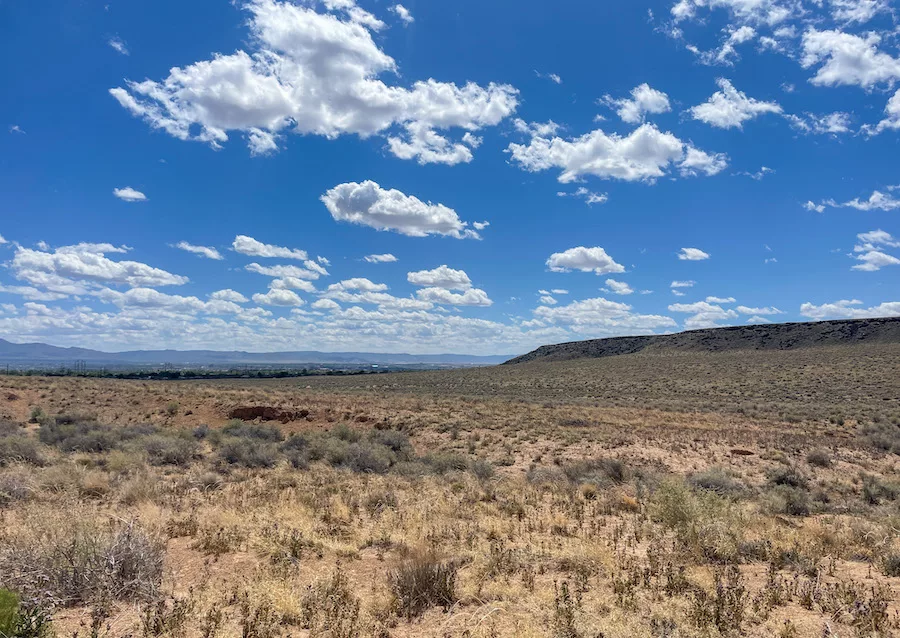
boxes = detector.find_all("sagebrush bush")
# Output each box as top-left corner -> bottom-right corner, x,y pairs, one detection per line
369,429 -> 412,456
881,552 -> 900,577
765,485 -> 811,516
0,473 -> 34,507
345,442 -> 393,473
0,421 -> 22,436
221,420 -> 284,442
217,438 -> 280,468
650,479 -> 744,562
471,458 -> 495,481
330,423 -> 361,443
135,434 -> 198,467
562,457 -> 628,486
422,452 -> 469,475
805,449 -> 832,468
861,473 -> 898,505
859,422 -> 900,454
39,417 -> 158,453
0,437 -> 44,467
688,467 -> 745,498
766,466 -> 807,489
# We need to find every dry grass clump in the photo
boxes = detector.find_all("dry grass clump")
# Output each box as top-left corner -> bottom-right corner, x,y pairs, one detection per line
0,509 -> 163,607
298,568 -> 362,636
388,550 -> 458,619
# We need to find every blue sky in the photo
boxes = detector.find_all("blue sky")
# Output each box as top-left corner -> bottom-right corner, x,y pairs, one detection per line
1,0 -> 899,355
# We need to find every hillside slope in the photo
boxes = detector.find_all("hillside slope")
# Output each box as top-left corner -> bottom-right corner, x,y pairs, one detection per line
505,317 -> 900,364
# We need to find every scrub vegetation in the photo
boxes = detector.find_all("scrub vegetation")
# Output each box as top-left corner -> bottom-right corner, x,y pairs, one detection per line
0,344 -> 898,637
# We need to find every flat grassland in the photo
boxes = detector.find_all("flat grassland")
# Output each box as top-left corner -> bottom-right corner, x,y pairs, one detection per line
0,344 -> 899,637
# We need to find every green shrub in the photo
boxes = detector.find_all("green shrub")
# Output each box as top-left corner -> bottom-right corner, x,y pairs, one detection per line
39,417 -> 159,453
135,435 -> 198,467
765,485 -> 811,516
805,449 -> 832,468
881,552 -> 900,577
423,452 -> 469,475
319,437 -> 351,466
650,479 -> 744,562
471,458 -> 495,481
0,588 -> 18,638
283,448 -> 309,469
0,421 -> 21,436
280,433 -> 309,451
0,437 -> 44,467
39,418 -> 118,452
688,467 -> 745,498
330,423 -> 360,443
859,422 -> 900,454
346,442 -> 393,474
861,473 -> 898,505
217,438 -> 280,468
369,429 -> 412,457
562,457 -> 628,486
221,420 -> 284,442
766,466 -> 807,489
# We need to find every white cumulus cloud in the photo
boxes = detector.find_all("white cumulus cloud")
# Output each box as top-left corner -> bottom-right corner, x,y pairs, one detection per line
508,123 -> 727,183
604,279 -> 634,295
12,244 -> 187,292
109,0 -> 517,164
390,4 -> 413,24
602,84 -> 671,124
669,300 -> 738,329
533,297 -> 677,333
232,235 -> 308,260
252,288 -> 305,307
407,265 -> 472,290
245,262 -> 323,280
678,247 -> 711,261
689,79 -> 782,129
800,299 -> 900,319
416,287 -> 492,307
328,278 -> 389,293
108,37 -> 129,55
801,29 -> 900,88
736,305 -> 782,314
113,187 -> 147,202
174,241 -> 223,260
547,247 -> 625,275
866,89 -> 900,135
321,180 -> 481,238
364,253 -> 398,263
210,289 -> 248,303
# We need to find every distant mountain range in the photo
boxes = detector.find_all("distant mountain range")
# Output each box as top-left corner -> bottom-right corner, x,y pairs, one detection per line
0,339 -> 514,367
505,317 -> 900,364
7,316 -> 899,369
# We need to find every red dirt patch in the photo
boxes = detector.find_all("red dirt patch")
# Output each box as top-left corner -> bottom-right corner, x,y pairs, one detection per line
227,405 -> 309,423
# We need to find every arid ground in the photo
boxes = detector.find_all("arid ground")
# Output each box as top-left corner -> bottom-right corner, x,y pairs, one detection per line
1,344 -> 899,637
